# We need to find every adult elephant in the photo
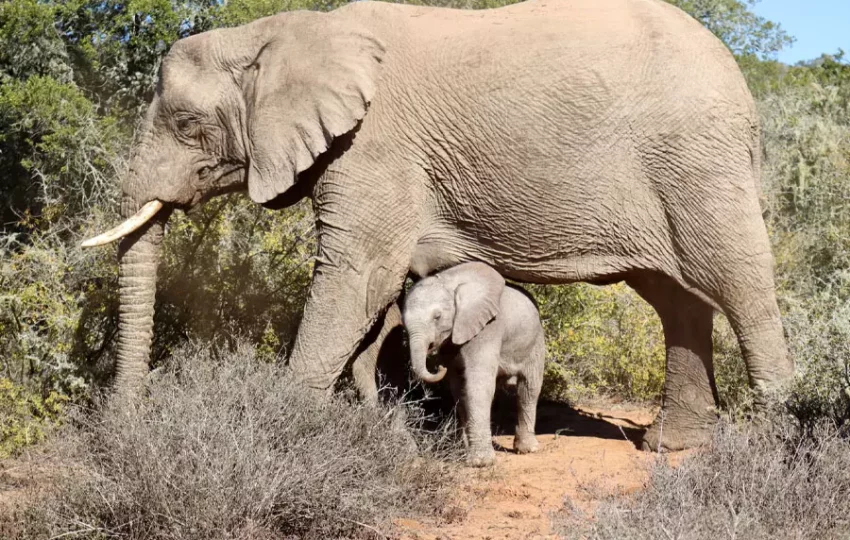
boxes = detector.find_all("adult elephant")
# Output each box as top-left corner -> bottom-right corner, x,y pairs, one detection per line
82,0 -> 793,451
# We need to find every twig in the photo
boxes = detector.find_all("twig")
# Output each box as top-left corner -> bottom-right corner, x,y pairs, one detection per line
341,518 -> 389,539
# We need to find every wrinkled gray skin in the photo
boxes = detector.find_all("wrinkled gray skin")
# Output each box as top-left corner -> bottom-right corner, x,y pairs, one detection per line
403,262 -> 545,467
107,0 -> 793,451
350,300 -> 408,404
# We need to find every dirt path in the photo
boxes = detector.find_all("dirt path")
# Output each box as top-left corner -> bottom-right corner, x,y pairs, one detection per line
396,402 -> 688,540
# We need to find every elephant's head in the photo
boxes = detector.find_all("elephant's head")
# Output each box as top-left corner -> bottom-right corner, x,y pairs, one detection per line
81,11 -> 385,397
402,263 -> 505,384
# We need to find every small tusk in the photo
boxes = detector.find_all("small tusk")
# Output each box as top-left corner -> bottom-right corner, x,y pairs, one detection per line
80,200 -> 164,248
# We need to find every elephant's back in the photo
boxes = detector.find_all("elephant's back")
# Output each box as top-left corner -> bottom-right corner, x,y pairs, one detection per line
340,0 -> 742,76
342,0 -> 755,134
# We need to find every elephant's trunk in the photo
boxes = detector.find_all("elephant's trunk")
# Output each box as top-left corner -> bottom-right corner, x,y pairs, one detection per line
408,329 -> 447,384
112,214 -> 167,399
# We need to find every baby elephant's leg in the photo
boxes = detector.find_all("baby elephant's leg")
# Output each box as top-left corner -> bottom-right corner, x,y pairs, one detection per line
514,341 -> 544,454
461,351 -> 498,467
448,365 -> 469,449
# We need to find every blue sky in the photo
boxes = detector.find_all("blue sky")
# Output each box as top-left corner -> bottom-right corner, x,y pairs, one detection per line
752,0 -> 850,64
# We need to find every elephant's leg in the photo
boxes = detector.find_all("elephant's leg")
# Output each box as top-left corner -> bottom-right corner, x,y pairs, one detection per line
629,274 -> 718,452
288,260 -> 409,393
645,166 -> 792,445
287,164 -> 423,393
351,348 -> 380,405
373,302 -> 411,397
715,263 -> 793,406
351,301 -> 406,405
671,209 -> 793,402
460,351 -> 498,467
448,365 -> 469,448
514,343 -> 544,454
514,373 -> 541,454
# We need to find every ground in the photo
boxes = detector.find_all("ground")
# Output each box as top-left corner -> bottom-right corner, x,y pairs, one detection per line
0,400 -> 688,539
397,400 -> 690,540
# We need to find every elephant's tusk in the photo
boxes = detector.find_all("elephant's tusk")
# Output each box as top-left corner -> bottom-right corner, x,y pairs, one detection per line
80,200 -> 164,248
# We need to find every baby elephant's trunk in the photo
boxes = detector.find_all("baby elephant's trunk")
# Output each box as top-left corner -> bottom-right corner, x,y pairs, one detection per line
408,329 -> 447,384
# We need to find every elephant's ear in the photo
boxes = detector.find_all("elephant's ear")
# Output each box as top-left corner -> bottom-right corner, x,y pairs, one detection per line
242,13 -> 385,204
447,263 -> 506,345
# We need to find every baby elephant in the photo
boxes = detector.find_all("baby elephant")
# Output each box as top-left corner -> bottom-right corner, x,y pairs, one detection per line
402,262 -> 545,466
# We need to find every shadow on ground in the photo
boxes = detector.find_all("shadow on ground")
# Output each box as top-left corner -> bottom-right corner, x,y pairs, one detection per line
401,377 -> 651,452
491,392 -> 649,448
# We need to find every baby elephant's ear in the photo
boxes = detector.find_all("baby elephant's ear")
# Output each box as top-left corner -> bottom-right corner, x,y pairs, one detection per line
449,263 -> 506,345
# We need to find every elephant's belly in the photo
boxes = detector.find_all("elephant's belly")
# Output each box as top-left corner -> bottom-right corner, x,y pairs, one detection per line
412,129 -> 677,283
409,216 -> 675,285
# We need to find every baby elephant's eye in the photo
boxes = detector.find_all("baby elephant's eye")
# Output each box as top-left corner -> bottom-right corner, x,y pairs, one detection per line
433,311 -> 442,320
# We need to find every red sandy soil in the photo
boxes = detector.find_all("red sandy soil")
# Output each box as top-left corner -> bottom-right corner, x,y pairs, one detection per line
396,401 -> 691,540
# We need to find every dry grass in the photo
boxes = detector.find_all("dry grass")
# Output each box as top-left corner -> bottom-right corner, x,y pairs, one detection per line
0,342 -> 458,540
556,415 -> 850,540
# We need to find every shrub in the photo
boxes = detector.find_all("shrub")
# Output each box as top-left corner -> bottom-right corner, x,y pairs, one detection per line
759,68 -> 850,426
0,229 -> 118,396
1,342 -> 457,540
711,314 -> 751,411
761,83 -> 850,295
781,290 -> 850,431
153,196 -> 315,364
556,417 -> 850,540
536,283 -> 751,409
0,378 -> 66,459
535,283 -> 666,404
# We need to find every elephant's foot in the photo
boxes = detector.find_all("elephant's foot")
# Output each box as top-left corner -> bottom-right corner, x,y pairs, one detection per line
513,434 -> 539,455
640,409 -> 718,452
466,446 -> 496,467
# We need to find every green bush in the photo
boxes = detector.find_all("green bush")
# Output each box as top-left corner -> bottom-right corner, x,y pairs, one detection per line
534,283 -> 666,404
0,232 -> 117,392
535,284 -> 751,409
0,378 -> 66,458
760,59 -> 850,425
153,196 -> 315,364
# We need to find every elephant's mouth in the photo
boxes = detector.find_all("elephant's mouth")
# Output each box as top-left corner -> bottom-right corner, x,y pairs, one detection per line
81,163 -> 246,246
185,163 -> 248,212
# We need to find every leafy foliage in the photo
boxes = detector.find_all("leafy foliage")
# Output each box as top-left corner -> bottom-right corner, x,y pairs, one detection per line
0,378 -> 66,459
664,0 -> 794,59
758,55 -> 850,427
535,283 -> 665,404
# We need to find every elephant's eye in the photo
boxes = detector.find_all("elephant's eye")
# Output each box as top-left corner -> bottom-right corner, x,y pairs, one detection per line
175,116 -> 197,137
433,311 -> 442,320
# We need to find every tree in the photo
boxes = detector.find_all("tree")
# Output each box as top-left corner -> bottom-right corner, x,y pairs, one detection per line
665,0 -> 793,59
